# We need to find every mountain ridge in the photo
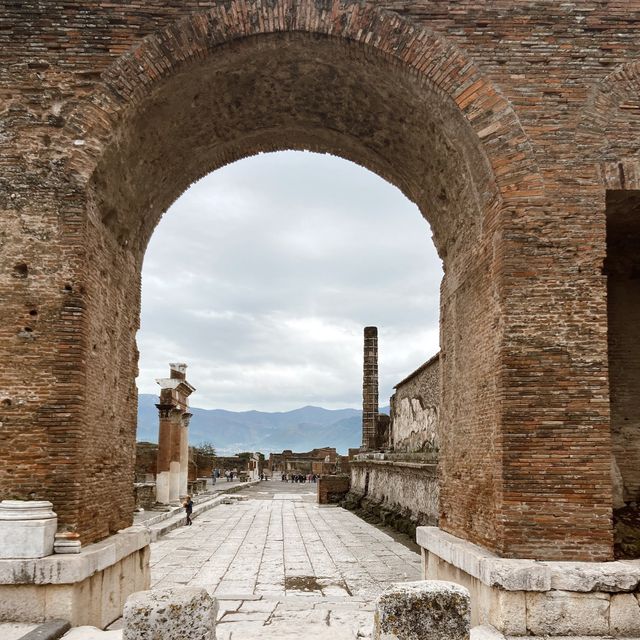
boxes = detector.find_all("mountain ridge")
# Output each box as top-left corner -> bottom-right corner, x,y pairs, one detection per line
137,394 -> 390,455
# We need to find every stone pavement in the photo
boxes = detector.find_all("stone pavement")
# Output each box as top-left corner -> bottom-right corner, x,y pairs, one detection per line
146,480 -> 422,639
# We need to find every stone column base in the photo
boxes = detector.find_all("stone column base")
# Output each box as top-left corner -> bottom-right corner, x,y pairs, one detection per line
0,525 -> 151,629
417,526 -> 640,637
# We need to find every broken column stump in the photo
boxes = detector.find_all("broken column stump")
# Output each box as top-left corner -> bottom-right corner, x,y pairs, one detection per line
374,580 -> 470,640
123,587 -> 217,640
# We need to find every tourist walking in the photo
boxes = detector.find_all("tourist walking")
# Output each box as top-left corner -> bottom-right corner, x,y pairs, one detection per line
183,495 -> 193,526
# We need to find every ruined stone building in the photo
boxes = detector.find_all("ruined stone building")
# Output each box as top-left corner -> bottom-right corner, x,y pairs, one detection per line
268,447 -> 338,476
349,332 -> 439,531
2,0 -> 640,634
390,353 -> 439,456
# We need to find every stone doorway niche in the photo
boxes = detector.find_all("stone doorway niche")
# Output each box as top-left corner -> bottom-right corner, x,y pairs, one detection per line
607,189 -> 640,542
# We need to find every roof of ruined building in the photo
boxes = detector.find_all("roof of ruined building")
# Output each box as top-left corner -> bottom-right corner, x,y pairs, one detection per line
393,351 -> 440,390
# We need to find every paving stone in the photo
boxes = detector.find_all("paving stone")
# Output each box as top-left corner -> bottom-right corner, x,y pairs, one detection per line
147,482 -> 421,639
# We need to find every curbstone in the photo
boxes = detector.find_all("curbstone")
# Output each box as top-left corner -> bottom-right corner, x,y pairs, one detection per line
17,619 -> 71,640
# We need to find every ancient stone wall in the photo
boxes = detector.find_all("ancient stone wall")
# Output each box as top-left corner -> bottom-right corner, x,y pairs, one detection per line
133,483 -> 156,510
269,448 -> 338,474
391,354 -> 439,454
2,0 -> 639,561
348,460 -> 438,530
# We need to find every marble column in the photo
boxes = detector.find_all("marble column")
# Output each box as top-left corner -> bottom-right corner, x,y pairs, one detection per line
155,364 -> 196,504
155,405 -> 174,504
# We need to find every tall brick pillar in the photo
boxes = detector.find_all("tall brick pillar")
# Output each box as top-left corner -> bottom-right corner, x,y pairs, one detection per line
362,326 -> 379,451
180,412 -> 192,497
155,364 -> 195,504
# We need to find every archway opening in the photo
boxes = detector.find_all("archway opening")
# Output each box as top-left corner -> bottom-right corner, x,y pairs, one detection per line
72,26 -> 507,553
606,189 -> 640,558
133,149 -> 443,503
136,150 -> 442,416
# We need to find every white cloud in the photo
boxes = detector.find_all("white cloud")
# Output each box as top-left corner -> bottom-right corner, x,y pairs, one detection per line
137,151 -> 442,411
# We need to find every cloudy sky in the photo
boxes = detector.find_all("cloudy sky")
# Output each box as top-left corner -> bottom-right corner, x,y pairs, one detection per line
136,151 -> 442,411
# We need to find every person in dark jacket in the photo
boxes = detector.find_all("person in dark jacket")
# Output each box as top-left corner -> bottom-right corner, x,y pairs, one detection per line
184,495 -> 193,526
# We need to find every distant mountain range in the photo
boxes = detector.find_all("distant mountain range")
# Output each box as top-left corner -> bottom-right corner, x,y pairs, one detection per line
137,394 -> 390,455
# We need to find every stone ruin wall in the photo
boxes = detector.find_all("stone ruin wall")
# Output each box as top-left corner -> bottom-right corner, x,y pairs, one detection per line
390,354 -> 440,455
347,353 -> 440,530
349,461 -> 438,530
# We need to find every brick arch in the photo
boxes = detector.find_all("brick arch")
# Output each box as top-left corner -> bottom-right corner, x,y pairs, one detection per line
66,0 -> 545,233
577,60 -> 640,531
577,58 -> 640,170
16,0 -> 564,556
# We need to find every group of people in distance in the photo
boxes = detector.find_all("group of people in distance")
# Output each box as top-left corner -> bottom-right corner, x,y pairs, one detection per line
210,468 -> 236,484
280,473 -> 317,483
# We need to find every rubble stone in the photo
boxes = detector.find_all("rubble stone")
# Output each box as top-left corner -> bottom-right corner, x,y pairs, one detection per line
374,580 -> 470,640
123,587 -> 217,640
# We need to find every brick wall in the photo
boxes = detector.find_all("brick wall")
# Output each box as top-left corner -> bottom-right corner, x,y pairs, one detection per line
317,476 -> 351,505
135,442 -> 158,480
2,0 -> 638,559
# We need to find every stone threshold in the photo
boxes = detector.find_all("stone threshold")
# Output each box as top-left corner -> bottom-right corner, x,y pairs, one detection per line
417,526 -> 640,593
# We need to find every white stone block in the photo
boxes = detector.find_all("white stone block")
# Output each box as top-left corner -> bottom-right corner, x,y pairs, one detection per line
374,580 -> 470,640
487,588 -> 526,636
547,560 -> 640,592
526,590 -> 610,636
470,624 -> 506,640
54,537 -> 82,554
416,526 -> 549,592
0,501 -> 57,559
61,627 -> 122,639
123,587 -> 218,640
610,593 -> 640,636
479,558 -> 550,592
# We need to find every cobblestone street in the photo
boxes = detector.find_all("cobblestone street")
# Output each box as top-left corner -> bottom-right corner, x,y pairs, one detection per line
149,481 -> 421,639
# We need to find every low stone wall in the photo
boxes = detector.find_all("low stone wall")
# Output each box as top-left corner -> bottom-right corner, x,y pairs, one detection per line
419,525 -> 640,637
317,475 -> 350,504
0,525 -> 151,628
345,460 -> 438,536
187,479 -> 207,495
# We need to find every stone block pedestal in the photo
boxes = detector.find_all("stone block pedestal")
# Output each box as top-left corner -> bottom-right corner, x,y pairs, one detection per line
0,501 -> 57,559
0,525 -> 151,628
417,526 -> 640,637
